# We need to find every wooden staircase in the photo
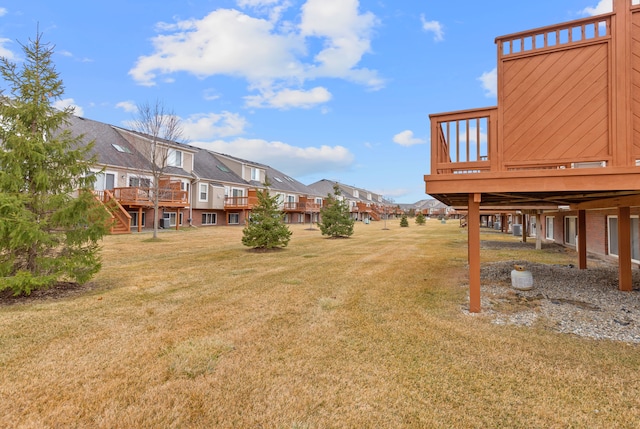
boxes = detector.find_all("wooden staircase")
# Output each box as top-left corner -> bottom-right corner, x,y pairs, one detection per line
93,190 -> 131,234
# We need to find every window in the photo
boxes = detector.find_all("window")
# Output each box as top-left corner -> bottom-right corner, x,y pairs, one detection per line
545,216 -> 554,240
353,189 -> 359,198
228,213 -> 240,224
315,197 -> 323,206
167,149 -> 182,167
564,216 -> 577,246
93,171 -> 115,191
129,176 -> 151,188
163,212 -> 183,227
129,211 -> 146,228
608,216 -> 640,261
199,183 -> 208,202
202,213 -> 217,225
251,167 -> 260,181
112,143 -> 131,153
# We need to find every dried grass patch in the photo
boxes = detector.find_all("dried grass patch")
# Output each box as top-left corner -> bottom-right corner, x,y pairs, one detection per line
1,221 -> 639,427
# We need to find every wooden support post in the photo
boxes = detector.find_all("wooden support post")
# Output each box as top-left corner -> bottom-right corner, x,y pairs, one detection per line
578,210 -> 587,269
176,208 -> 181,230
138,207 -> 143,233
468,193 -> 481,313
618,207 -> 633,291
535,211 -> 542,251
522,214 -> 527,243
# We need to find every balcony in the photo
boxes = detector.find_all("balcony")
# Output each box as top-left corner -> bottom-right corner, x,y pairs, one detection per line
425,3 -> 640,208
224,196 -> 258,209
283,202 -> 322,212
112,186 -> 189,208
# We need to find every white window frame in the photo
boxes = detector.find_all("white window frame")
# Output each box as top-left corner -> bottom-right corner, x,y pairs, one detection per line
199,183 -> 208,202
163,211 -> 183,227
353,189 -> 359,198
564,216 -> 577,246
167,149 -> 183,168
545,216 -> 554,241
251,167 -> 260,181
128,174 -> 152,188
608,215 -> 640,262
202,213 -> 217,225
92,169 -> 117,191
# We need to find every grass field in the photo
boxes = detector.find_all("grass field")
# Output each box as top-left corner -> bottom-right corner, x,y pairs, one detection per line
1,220 -> 639,428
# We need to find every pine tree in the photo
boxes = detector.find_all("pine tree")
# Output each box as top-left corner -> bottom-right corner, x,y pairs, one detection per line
241,182 -> 292,250
318,184 -> 354,238
400,214 -> 409,227
0,33 -> 110,295
415,212 -> 426,225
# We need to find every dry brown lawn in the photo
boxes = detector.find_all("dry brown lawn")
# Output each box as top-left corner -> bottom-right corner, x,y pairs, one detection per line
1,220 -> 639,428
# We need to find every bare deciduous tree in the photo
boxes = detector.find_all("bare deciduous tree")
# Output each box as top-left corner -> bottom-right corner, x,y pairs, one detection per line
132,100 -> 184,239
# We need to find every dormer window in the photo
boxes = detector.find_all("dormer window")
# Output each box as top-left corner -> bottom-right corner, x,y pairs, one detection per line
251,167 -> 260,181
353,190 -> 359,198
167,149 -> 182,167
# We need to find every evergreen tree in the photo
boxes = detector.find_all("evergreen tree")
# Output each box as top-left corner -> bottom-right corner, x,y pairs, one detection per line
318,184 -> 354,238
400,214 -> 409,227
241,182 -> 292,250
415,212 -> 426,225
0,33 -> 109,295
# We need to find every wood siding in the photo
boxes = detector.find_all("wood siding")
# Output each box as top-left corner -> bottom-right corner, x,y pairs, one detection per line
632,10 -> 640,158
502,43 -> 610,165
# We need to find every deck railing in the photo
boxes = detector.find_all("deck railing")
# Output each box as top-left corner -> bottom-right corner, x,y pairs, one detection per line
92,190 -> 131,233
430,107 -> 497,175
283,202 -> 322,212
497,14 -> 611,60
112,187 -> 189,206
224,196 -> 258,208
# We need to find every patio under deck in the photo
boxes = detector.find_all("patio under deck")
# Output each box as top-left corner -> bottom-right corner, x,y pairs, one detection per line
424,0 -> 640,312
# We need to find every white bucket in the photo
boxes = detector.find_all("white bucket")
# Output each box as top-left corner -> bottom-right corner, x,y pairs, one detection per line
511,269 -> 533,291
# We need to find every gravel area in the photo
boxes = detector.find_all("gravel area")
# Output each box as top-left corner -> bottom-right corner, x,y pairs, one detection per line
474,259 -> 640,343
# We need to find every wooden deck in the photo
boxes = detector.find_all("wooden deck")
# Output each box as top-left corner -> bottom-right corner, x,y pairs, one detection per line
425,2 -> 640,208
424,0 -> 640,312
113,186 -> 189,208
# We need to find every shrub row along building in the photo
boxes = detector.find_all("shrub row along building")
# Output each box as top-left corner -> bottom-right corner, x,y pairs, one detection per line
424,0 -> 640,312
70,115 -> 397,233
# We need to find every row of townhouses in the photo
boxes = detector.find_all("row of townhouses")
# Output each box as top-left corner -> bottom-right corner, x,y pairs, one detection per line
69,115 -> 400,234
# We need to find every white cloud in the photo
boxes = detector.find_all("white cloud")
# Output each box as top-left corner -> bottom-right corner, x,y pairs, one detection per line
245,86 -> 331,109
0,38 -> 16,60
420,15 -> 444,42
192,138 -> 354,177
182,112 -> 248,140
203,88 -> 220,101
478,67 -> 497,98
299,0 -> 383,88
130,9 -> 304,87
0,8 -> 7,17
581,0 -> 612,16
237,0 -> 292,22
53,98 -> 84,117
129,0 -> 383,106
116,101 -> 138,113
393,130 -> 425,147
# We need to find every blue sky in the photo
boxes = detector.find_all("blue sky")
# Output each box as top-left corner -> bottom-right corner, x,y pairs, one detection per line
0,0 -> 612,203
